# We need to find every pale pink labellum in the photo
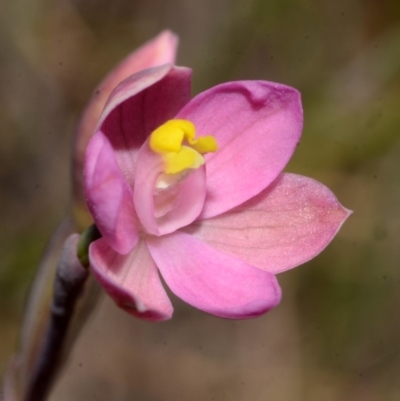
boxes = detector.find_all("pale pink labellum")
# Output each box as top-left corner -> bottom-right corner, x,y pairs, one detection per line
184,173 -> 352,274
147,232 -> 282,319
90,238 -> 173,321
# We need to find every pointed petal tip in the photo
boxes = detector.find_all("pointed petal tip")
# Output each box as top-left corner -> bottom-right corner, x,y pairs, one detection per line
334,203 -> 353,233
344,206 -> 354,218
190,173 -> 352,275
156,29 -> 179,49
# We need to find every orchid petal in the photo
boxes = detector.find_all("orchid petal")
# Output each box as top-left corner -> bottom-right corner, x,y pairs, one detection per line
84,131 -> 139,254
177,81 -> 303,218
147,232 -> 281,319
99,65 -> 192,188
185,173 -> 352,274
133,140 -> 206,235
90,238 -> 173,321
73,30 -> 178,222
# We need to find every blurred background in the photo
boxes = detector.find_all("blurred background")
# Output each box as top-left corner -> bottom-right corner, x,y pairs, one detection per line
1,0 -> 400,400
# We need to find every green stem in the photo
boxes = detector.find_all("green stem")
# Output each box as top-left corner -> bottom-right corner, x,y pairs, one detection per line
77,225 -> 101,268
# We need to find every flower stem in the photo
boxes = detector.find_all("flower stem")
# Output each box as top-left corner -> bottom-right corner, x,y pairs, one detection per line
23,234 -> 88,401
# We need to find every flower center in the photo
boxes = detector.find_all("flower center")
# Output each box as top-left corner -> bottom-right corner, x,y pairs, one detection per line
149,119 -> 217,188
133,119 -> 216,236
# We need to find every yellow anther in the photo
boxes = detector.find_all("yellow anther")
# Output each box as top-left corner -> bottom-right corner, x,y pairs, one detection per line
150,120 -> 196,153
149,119 -> 218,176
164,146 -> 204,174
190,136 -> 218,153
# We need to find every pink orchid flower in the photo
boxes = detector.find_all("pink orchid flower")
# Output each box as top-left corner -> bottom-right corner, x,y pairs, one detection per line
84,62 -> 351,321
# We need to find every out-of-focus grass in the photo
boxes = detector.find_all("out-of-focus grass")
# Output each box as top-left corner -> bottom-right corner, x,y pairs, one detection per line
1,0 -> 399,400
